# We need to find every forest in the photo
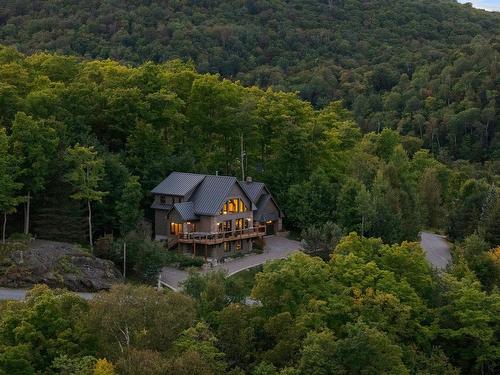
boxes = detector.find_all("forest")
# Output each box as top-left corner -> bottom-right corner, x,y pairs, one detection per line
0,46 -> 498,246
0,0 -> 499,161
0,0 -> 499,373
0,47 -> 498,374
0,235 -> 499,374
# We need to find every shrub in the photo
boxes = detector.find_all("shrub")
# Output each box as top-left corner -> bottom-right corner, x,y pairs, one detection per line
8,232 -> 33,242
171,253 -> 205,269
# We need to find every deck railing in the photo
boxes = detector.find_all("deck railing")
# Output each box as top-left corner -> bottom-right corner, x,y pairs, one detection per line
177,225 -> 266,244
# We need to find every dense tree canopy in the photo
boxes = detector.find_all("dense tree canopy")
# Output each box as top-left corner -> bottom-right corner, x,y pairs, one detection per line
0,2 -> 498,373
4,231 -> 498,374
0,0 -> 498,161
0,47 -> 497,247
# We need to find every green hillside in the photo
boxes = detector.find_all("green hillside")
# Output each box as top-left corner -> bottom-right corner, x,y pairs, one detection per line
0,3 -> 499,374
0,0 -> 499,160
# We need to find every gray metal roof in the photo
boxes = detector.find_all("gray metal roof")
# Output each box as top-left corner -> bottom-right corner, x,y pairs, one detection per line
190,175 -> 240,215
172,202 -> 199,221
240,181 -> 265,203
152,172 -> 271,216
150,202 -> 173,211
151,172 -> 205,196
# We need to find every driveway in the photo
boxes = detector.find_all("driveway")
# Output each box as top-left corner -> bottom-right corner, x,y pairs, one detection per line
159,235 -> 302,291
0,288 -> 94,302
420,231 -> 452,270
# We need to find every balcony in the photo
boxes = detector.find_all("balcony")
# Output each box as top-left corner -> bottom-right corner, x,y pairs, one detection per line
177,225 -> 266,245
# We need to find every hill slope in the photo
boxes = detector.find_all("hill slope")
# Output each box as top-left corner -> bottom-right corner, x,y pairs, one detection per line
0,0 -> 499,160
0,1 -> 497,87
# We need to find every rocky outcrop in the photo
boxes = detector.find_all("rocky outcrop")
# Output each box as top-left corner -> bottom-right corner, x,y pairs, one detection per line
0,240 -> 122,292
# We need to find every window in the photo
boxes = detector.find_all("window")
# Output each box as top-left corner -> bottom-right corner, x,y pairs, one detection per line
160,195 -> 166,204
224,242 -> 230,252
235,218 -> 244,231
170,222 -> 182,235
222,220 -> 232,232
220,198 -> 247,214
236,240 -> 241,251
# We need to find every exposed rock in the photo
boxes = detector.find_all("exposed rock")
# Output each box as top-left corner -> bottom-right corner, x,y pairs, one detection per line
0,240 -> 122,292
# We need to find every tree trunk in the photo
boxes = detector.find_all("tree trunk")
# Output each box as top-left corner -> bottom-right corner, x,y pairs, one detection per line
361,215 -> 365,238
123,242 -> 127,279
240,134 -> 245,181
2,211 -> 6,245
24,191 -> 31,235
88,200 -> 93,251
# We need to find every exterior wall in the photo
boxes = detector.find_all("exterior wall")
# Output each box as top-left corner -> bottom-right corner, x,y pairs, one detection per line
213,211 -> 253,232
228,183 -> 253,210
197,215 -> 213,232
276,218 -> 283,232
154,194 -> 184,205
209,181 -> 255,233
155,210 -> 169,236
260,198 -> 280,220
256,197 -> 283,233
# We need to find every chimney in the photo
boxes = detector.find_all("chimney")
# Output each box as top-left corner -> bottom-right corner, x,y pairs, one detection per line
246,176 -> 252,183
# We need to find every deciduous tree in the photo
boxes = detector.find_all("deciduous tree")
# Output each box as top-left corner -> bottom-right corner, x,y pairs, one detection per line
64,145 -> 106,248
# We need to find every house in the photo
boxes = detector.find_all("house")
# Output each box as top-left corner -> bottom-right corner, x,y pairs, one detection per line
151,172 -> 283,259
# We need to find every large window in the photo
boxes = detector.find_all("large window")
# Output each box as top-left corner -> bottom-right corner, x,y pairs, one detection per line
220,198 -> 247,214
222,220 -> 232,232
170,222 -> 182,235
236,218 -> 249,230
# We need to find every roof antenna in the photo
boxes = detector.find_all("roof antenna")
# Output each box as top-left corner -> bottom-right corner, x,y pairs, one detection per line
240,134 -> 246,181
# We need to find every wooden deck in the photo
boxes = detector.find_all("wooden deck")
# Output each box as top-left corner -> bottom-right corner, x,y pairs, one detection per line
177,226 -> 266,245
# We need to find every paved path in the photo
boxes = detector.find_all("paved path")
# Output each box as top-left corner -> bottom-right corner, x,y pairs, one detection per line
0,287 -> 94,301
420,231 -> 452,270
159,235 -> 302,291
2,233 -> 449,298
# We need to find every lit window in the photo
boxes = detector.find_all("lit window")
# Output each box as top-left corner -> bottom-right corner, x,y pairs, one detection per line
170,222 -> 182,235
236,240 -> 241,251
220,198 -> 247,214
235,218 -> 244,230
222,220 -> 232,232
